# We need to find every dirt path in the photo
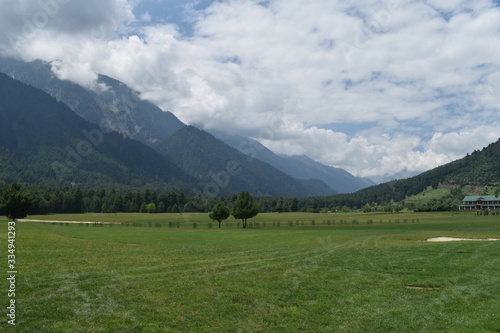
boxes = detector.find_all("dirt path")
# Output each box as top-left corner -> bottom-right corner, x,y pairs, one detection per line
18,219 -> 115,224
427,237 -> 500,242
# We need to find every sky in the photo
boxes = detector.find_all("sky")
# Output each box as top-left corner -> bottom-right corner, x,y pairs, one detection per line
0,0 -> 499,179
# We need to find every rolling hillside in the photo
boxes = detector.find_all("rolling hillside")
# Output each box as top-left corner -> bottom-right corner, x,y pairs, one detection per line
317,138 -> 500,208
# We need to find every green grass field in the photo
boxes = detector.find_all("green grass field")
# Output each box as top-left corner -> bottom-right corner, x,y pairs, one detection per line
1,212 -> 500,332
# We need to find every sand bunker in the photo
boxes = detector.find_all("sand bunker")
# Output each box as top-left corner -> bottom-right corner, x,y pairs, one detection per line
427,237 -> 500,242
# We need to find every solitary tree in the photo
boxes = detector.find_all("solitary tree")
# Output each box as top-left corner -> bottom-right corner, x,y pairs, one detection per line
232,191 -> 259,228
209,202 -> 230,228
1,183 -> 33,221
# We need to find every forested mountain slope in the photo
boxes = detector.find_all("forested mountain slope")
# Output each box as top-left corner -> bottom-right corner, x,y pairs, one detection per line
0,57 -> 185,144
154,126 -> 337,197
210,131 -> 375,193
320,139 -> 500,207
0,57 -> 367,197
0,73 -> 197,191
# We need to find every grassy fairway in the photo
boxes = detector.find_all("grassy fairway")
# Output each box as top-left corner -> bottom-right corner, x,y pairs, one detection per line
1,212 -> 500,332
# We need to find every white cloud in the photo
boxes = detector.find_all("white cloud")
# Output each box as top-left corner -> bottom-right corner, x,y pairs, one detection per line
0,0 -> 499,179
426,126 -> 500,156
0,0 -> 134,55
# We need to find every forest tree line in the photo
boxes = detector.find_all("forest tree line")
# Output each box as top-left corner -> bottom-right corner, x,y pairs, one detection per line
0,181 -> 467,216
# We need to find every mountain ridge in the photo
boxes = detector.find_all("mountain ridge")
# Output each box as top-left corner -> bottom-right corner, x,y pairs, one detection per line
0,56 -> 185,144
321,138 -> 500,207
154,126 -> 337,197
0,72 -> 336,197
0,56 -> 377,196
209,130 -> 375,193
0,72 -> 198,191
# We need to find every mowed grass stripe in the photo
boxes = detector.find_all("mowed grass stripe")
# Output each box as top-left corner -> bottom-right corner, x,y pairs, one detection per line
22,225 -> 326,277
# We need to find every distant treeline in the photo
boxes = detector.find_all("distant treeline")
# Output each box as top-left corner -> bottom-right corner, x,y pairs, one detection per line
0,182 -> 466,216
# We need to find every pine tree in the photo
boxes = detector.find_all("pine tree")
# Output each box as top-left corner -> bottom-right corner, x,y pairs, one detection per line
231,191 -> 259,228
1,183 -> 33,221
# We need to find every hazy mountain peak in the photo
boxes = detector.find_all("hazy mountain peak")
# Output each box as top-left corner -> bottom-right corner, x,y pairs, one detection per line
209,130 -> 375,193
0,56 -> 185,144
0,72 -> 195,190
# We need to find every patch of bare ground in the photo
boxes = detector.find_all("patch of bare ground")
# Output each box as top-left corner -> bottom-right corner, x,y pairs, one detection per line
18,219 -> 114,224
427,237 -> 500,242
405,286 -> 441,290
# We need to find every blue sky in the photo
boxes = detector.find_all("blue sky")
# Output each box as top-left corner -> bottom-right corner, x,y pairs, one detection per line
0,0 -> 499,178
132,0 -> 212,35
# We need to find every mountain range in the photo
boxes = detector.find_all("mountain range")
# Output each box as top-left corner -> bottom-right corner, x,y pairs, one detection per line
0,72 -> 339,196
154,125 -> 335,196
1,57 -> 498,204
0,56 -> 374,194
0,72 -> 195,191
209,130 -> 375,193
0,57 -> 184,143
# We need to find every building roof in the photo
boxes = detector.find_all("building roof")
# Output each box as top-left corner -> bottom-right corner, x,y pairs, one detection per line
462,195 -> 500,201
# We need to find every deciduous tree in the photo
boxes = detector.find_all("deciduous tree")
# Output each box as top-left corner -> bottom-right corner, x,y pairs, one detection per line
145,202 -> 156,214
209,202 -> 230,228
